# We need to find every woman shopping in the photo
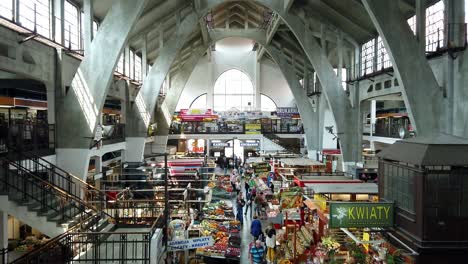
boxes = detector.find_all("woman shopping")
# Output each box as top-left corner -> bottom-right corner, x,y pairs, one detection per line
265,223 -> 277,264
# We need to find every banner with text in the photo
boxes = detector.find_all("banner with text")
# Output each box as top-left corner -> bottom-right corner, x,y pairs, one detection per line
168,236 -> 214,251
329,202 -> 394,228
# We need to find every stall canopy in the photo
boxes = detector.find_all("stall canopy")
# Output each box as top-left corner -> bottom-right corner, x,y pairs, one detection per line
280,158 -> 323,166
304,183 -> 378,194
377,133 -> 468,165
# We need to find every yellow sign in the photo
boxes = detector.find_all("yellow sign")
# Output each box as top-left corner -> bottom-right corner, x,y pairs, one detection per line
245,124 -> 261,134
313,194 -> 327,211
363,232 -> 370,251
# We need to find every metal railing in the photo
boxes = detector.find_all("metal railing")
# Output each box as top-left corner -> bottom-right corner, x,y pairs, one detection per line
102,124 -> 125,145
12,216 -> 164,264
6,148 -> 111,213
0,123 -> 55,155
170,123 -> 303,135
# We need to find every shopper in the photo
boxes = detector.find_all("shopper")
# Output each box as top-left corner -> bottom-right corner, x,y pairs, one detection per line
223,156 -> 228,175
230,169 -> 237,193
236,193 -> 245,225
245,190 -> 254,218
269,181 -> 274,194
244,180 -> 250,194
249,240 -> 266,264
254,192 -> 265,218
265,223 -> 277,264
250,216 -> 263,240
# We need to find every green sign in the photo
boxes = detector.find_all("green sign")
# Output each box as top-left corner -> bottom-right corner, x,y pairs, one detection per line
252,162 -> 270,173
329,202 -> 394,228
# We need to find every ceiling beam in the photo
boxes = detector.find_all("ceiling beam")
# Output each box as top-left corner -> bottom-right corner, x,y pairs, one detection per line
310,0 -> 374,39
257,0 -> 294,61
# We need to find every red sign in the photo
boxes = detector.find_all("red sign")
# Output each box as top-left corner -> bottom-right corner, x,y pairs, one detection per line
322,149 -> 341,155
178,109 -> 218,122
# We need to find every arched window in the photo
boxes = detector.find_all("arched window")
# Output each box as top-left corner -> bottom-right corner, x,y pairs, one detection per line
190,93 -> 207,109
260,94 -> 277,112
213,69 -> 254,111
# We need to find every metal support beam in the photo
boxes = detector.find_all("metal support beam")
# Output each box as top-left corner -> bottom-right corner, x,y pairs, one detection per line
83,0 -> 94,54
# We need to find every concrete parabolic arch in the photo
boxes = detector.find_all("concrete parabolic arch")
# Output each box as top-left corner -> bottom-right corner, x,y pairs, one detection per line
126,0 -> 357,163
147,29 -> 322,160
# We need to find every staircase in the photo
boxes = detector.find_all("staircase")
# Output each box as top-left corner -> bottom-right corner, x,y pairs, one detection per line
0,149 -> 113,238
263,134 -> 300,153
0,149 -> 163,264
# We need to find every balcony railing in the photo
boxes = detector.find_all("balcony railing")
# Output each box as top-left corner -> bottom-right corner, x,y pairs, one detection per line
102,124 -> 125,144
170,123 -> 303,135
0,123 -> 55,155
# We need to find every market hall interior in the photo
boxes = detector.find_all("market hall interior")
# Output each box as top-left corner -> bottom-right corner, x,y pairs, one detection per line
0,0 -> 468,263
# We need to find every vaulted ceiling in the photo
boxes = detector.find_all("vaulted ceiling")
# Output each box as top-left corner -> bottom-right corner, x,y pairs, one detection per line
71,0 -> 441,80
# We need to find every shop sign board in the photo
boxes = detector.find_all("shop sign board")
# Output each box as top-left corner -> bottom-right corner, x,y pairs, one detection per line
252,162 -> 270,173
240,142 -> 259,147
211,142 -> 228,147
329,202 -> 394,228
245,123 -> 261,134
322,149 -> 341,155
168,236 -> 214,251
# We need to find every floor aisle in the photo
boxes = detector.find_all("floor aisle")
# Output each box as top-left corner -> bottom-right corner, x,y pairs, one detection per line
211,166 -> 270,264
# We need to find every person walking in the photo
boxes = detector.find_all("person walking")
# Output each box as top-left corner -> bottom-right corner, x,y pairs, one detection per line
245,190 -> 254,218
236,193 -> 245,225
250,216 -> 263,240
230,169 -> 237,194
244,180 -> 250,195
265,223 -> 277,264
223,155 -> 228,175
249,240 -> 266,264
254,192 -> 265,218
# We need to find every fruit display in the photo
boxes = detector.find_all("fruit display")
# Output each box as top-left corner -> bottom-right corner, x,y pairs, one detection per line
202,201 -> 234,220
225,247 -> 241,258
280,193 -> 303,209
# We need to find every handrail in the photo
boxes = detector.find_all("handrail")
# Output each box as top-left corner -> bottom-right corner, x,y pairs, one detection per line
10,214 -> 104,264
4,158 -> 112,219
8,147 -> 111,200
11,215 -> 164,264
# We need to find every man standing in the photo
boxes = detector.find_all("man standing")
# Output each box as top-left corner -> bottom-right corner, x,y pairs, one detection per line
249,240 -> 265,264
250,216 -> 263,240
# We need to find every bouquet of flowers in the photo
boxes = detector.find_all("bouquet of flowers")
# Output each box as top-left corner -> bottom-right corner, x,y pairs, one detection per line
321,236 -> 340,256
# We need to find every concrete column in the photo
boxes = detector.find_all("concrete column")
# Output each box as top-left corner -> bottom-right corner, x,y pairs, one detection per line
268,47 -> 320,159
56,0 -> 147,179
53,0 -> 65,44
206,139 -> 210,155
124,46 -> 130,76
0,211 -> 7,261
255,61 -> 261,110
445,0 -> 465,48
363,0 -> 442,137
370,100 -> 376,137
83,0 -> 94,54
159,27 -> 164,49
337,32 -> 344,83
206,60 -> 214,109
142,35 -> 148,77
416,0 -> 426,54
125,12 -> 199,162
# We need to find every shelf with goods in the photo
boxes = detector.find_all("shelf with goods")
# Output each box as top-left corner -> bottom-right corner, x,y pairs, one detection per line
193,200 -> 241,260
275,221 -> 316,263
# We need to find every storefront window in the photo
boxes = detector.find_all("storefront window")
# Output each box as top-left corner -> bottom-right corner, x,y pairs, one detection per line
383,163 -> 415,213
